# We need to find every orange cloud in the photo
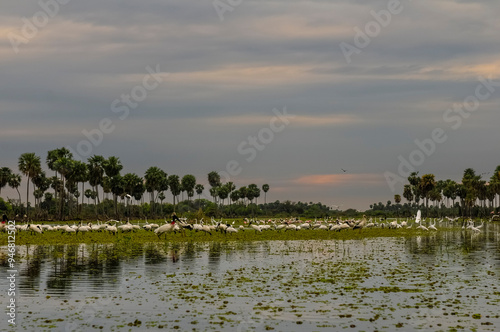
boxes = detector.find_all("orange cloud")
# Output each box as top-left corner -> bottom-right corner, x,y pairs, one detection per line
293,173 -> 384,186
204,114 -> 362,127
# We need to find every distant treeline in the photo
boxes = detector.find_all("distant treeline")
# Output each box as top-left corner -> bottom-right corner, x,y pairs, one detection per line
373,167 -> 500,219
1,148 -> 499,220
0,147 -> 341,221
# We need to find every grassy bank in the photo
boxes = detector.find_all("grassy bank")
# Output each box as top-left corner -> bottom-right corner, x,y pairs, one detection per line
0,226 -> 465,246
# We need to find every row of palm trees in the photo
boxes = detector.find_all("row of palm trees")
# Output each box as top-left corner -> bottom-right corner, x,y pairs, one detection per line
0,148 -> 271,220
401,166 -> 500,217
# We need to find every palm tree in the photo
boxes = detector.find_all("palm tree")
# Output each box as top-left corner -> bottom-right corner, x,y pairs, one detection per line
109,175 -> 124,217
102,176 -> 112,201
181,174 -> 196,203
195,184 -> 204,201
0,167 -> 12,195
168,175 -> 181,211
208,171 -> 221,188
53,157 -> 74,220
32,171 -> 51,219
262,184 -> 269,205
158,191 -> 166,215
103,156 -> 123,216
486,184 -> 496,210
132,182 -> 145,207
490,165 -> 500,209
455,183 -> 467,218
8,174 -> 22,209
419,174 -> 435,215
394,194 -> 401,217
246,184 -> 260,218
239,186 -> 248,206
403,184 -> 413,203
87,155 -> 105,212
217,185 -> 229,208
85,189 -> 93,205
145,166 -> 167,216
18,152 -> 42,217
408,171 -> 420,212
462,168 -> 480,217
209,187 -> 218,205
394,194 -> 401,204
71,161 -> 88,217
442,179 -> 456,208
225,182 -> 236,212
207,171 -> 221,203
103,156 -> 122,178
47,148 -> 72,216
230,190 -> 240,206
248,184 -> 260,205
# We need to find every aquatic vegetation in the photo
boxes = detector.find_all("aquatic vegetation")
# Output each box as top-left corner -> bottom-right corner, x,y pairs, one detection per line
1,224 -> 499,331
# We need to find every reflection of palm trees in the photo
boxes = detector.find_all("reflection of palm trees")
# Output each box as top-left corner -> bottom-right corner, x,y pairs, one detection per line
208,242 -> 222,270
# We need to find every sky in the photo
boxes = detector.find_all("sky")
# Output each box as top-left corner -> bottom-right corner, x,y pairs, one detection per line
1,0 -> 499,210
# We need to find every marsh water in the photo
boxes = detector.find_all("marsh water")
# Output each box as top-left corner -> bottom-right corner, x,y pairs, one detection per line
1,226 -> 500,331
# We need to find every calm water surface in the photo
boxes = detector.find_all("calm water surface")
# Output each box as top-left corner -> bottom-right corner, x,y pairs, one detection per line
1,226 -> 500,331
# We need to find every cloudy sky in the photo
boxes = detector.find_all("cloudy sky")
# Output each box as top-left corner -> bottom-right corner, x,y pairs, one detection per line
1,0 -> 499,210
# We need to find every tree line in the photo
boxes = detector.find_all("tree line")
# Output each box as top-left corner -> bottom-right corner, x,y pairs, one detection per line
370,166 -> 500,218
0,148 -> 276,220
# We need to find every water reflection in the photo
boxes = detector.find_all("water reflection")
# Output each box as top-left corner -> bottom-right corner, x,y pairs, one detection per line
0,226 -> 499,331
1,226 -> 498,299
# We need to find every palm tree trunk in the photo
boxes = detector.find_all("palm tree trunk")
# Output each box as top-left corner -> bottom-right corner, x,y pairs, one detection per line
16,188 -> 21,206
81,182 -> 84,217
59,175 -> 65,221
26,177 -> 30,217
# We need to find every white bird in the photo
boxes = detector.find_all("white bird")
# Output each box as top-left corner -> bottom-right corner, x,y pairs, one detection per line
338,223 -> 350,231
428,222 -> 437,231
77,223 -> 91,234
62,225 -> 76,234
154,223 -> 176,239
217,222 -> 228,233
250,222 -> 262,233
274,224 -> 286,231
28,224 -> 43,234
417,224 -> 428,231
353,216 -> 367,230
201,224 -> 212,235
471,226 -> 481,233
106,224 -> 117,235
415,210 -> 421,224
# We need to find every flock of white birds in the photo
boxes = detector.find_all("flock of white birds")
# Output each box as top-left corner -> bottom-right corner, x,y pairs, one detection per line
0,210 -> 494,237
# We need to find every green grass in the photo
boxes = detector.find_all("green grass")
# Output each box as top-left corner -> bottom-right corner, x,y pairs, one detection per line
0,224 -> 464,246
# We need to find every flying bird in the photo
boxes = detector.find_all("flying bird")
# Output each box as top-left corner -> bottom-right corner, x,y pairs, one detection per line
341,169 -> 347,173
